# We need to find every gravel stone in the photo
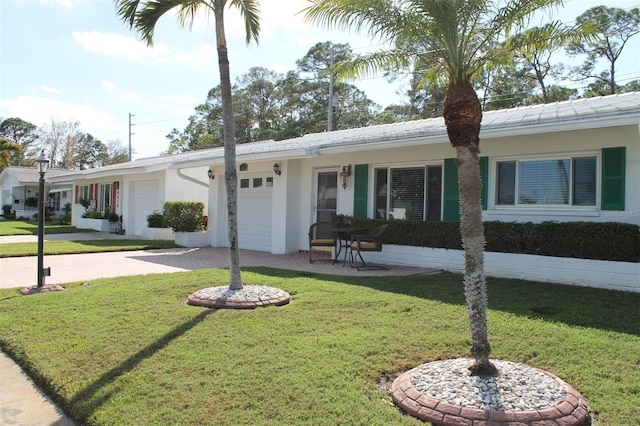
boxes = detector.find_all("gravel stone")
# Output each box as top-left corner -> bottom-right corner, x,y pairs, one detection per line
410,358 -> 566,411
195,285 -> 287,300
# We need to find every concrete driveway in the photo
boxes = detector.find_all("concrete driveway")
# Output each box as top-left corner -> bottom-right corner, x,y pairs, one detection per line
0,232 -> 437,289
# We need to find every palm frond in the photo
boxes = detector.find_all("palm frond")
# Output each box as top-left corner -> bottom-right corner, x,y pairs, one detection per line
230,0 -> 261,45
332,49 -> 411,81
114,0 -> 144,28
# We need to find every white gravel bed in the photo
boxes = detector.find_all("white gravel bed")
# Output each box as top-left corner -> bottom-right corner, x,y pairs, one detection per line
411,358 -> 567,411
195,285 -> 286,300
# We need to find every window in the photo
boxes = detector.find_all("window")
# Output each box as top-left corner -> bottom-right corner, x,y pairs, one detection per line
49,192 -> 61,211
78,185 -> 89,203
496,157 -> 596,206
98,183 -> 112,213
253,178 -> 263,188
375,165 -> 442,220
240,179 -> 250,188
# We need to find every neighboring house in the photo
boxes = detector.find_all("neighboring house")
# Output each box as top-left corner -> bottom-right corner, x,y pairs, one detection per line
49,160 -> 209,236
0,167 -> 73,218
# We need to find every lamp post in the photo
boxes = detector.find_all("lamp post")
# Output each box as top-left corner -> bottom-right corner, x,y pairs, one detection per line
34,150 -> 50,288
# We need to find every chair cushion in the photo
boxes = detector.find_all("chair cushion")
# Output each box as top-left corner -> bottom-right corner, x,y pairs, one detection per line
351,242 -> 378,250
311,239 -> 335,246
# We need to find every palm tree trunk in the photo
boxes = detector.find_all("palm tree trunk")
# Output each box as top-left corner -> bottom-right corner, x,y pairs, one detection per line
444,80 -> 497,376
216,14 -> 242,290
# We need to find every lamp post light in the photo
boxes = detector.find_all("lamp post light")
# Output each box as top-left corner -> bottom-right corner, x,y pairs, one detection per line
34,150 -> 50,288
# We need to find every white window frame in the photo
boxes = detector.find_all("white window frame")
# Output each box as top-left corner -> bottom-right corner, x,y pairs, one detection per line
490,152 -> 600,213
98,183 -> 112,213
78,185 -> 90,204
371,162 -> 444,221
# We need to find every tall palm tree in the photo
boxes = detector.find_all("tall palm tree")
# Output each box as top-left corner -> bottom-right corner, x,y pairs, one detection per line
115,0 -> 261,290
304,0 -> 565,375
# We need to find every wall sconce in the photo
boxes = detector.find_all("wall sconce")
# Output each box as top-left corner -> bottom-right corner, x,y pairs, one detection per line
339,164 -> 352,189
207,168 -> 214,180
273,162 -> 281,176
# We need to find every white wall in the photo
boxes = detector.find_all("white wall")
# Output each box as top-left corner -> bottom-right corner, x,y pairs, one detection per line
481,125 -> 640,224
361,245 -> 640,293
165,167 -> 209,210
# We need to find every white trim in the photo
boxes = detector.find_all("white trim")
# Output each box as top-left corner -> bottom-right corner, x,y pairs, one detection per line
487,209 -> 601,217
490,152 -> 600,211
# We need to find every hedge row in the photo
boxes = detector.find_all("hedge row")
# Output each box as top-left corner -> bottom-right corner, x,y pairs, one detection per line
350,218 -> 640,262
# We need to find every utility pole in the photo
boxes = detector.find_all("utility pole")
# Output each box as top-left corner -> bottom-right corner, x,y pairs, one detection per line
128,113 -> 135,161
327,46 -> 335,132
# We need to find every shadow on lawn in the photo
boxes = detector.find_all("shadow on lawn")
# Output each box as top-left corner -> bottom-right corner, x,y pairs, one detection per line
246,267 -> 640,337
67,309 -> 215,422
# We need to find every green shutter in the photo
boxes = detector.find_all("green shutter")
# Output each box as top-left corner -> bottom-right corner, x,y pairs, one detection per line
443,158 -> 460,221
480,156 -> 488,210
601,147 -> 626,211
353,164 -> 368,218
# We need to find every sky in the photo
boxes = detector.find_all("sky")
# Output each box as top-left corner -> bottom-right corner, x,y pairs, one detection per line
1,0 -> 639,160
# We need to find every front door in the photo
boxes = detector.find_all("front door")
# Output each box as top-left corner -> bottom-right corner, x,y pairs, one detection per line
315,170 -> 338,223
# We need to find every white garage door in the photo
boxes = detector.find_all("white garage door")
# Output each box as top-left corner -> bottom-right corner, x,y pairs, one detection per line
130,180 -> 159,237
237,175 -> 273,251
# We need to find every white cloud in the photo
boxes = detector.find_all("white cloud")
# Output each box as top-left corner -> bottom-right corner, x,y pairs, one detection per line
0,96 -> 122,140
72,31 -> 217,66
73,31 -> 171,62
173,43 -> 217,65
123,92 -> 139,101
39,85 -> 61,94
101,81 -> 118,92
34,0 -> 77,6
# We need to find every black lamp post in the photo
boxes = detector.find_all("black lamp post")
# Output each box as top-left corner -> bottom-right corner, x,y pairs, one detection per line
34,149 -> 50,288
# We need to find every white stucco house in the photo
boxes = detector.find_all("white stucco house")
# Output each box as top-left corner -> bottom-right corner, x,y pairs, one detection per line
49,92 -> 640,291
49,161 -> 210,236
0,167 -> 73,218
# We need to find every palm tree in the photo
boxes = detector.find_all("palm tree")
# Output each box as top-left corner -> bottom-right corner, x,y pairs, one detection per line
115,0 -> 261,290
304,0 -> 565,375
0,138 -> 22,169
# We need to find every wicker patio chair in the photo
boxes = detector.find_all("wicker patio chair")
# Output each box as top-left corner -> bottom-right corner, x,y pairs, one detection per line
349,224 -> 389,270
308,222 -> 337,263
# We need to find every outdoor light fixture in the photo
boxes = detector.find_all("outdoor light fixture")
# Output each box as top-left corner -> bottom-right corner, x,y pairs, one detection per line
339,164 -> 352,189
273,162 -> 281,176
207,168 -> 214,180
34,149 -> 50,288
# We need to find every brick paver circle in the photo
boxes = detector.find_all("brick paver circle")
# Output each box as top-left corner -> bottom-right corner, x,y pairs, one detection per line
391,363 -> 590,426
186,285 -> 291,309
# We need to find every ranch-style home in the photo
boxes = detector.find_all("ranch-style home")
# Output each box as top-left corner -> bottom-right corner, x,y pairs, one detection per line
49,161 -> 209,237
48,92 -> 640,291
0,167 -> 73,218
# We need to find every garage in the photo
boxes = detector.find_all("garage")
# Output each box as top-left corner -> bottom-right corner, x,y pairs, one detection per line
236,174 -> 273,251
129,180 -> 159,237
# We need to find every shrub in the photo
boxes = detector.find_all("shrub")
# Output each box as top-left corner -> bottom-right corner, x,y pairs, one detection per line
24,197 -> 38,208
59,202 -> 72,225
163,201 -> 204,232
107,212 -> 120,222
79,197 -> 91,210
2,204 -> 15,219
350,218 -> 640,262
146,210 -> 168,228
82,210 -> 103,219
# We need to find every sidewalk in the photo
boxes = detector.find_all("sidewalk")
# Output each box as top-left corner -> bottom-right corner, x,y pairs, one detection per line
0,233 -> 438,425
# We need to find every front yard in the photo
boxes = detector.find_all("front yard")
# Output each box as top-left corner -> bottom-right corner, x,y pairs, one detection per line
0,269 -> 638,425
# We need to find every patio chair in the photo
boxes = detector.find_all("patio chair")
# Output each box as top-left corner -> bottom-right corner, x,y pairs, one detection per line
308,222 -> 337,263
349,224 -> 389,270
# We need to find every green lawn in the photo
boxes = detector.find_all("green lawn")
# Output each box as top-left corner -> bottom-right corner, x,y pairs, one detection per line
0,219 -> 89,236
0,239 -> 180,257
0,270 -> 638,425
